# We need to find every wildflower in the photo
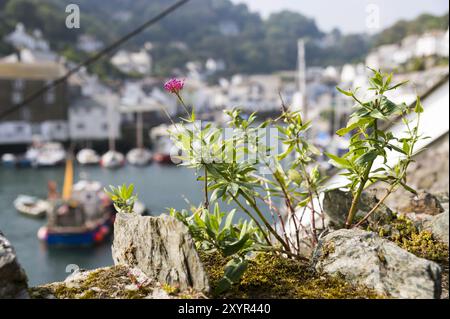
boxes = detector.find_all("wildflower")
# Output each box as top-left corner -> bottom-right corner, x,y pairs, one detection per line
164,78 -> 184,94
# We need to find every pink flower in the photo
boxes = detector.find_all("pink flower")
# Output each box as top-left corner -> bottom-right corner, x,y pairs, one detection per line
164,78 -> 184,94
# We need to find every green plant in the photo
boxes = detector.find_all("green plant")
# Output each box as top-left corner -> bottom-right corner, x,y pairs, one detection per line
170,203 -> 265,294
168,84 -> 325,261
105,184 -> 137,214
329,68 -> 424,228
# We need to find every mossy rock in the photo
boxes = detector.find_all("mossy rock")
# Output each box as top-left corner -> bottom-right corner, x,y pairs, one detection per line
29,265 -> 205,299
369,213 -> 449,263
200,252 -> 384,299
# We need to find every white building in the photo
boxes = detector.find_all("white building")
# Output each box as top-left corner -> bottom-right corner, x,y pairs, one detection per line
77,35 -> 104,53
110,49 -> 152,75
416,30 -> 449,57
366,29 -> 449,70
69,93 -> 121,141
4,23 -> 49,51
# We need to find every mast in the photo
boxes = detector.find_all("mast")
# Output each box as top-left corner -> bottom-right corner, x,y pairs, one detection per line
136,111 -> 143,149
297,39 -> 307,120
108,98 -> 115,152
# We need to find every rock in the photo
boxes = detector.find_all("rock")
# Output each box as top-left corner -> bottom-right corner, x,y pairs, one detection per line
323,189 -> 394,228
400,191 -> 444,216
112,213 -> 210,293
30,265 -> 205,299
426,211 -> 449,245
313,229 -> 442,299
0,231 -> 29,299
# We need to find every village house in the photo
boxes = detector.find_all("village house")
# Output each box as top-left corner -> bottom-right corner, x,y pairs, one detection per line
110,46 -> 152,75
0,61 -> 68,145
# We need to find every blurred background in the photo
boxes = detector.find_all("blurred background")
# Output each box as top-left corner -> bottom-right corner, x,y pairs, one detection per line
0,0 -> 448,286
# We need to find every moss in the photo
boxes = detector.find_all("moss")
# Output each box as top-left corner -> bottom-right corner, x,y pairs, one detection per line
322,241 -> 335,257
31,266 -> 154,299
162,283 -> 180,295
200,251 -> 384,299
369,214 -> 449,263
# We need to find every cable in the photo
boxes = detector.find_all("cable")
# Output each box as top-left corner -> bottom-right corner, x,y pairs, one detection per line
0,0 -> 191,120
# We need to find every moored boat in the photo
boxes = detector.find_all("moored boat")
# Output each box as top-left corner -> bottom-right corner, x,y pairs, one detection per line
14,195 -> 52,218
38,180 -> 115,246
126,148 -> 152,166
35,142 -> 66,167
1,153 -> 16,167
100,150 -> 125,169
37,157 -> 115,246
76,148 -> 100,166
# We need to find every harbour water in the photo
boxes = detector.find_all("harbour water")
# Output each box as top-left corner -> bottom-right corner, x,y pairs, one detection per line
0,164 -> 203,286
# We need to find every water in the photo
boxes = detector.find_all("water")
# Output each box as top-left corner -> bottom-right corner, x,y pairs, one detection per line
0,164 -> 203,286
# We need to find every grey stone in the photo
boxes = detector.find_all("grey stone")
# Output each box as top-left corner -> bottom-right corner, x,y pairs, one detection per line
313,229 -> 442,299
427,211 -> 449,245
31,265 -> 194,299
112,213 -> 210,293
400,191 -> 444,216
0,231 -> 29,299
323,189 -> 394,229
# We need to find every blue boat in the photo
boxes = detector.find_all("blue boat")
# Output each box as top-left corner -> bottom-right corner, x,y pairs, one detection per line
38,212 -> 114,246
38,173 -> 116,246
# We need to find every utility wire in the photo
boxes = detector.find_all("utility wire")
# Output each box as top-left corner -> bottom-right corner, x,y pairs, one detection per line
0,0 -> 191,120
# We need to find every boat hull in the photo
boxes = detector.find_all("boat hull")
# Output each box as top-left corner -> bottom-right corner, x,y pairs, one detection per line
153,153 -> 173,165
38,216 -> 114,246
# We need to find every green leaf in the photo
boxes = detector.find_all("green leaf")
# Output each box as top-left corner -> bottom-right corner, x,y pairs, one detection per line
288,169 -> 302,185
414,96 -> 424,114
222,234 -> 251,257
355,150 -> 378,166
336,117 -> 373,136
215,258 -> 248,295
326,153 -> 352,169
336,86 -> 353,97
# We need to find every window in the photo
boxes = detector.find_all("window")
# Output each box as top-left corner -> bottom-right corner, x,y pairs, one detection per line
12,92 -> 23,104
44,80 -> 55,104
13,79 -> 25,90
16,125 -> 24,133
102,123 -> 108,131
45,91 -> 55,104
77,123 -> 85,130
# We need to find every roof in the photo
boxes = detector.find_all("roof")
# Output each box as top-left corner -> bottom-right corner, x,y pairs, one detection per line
0,62 -> 66,80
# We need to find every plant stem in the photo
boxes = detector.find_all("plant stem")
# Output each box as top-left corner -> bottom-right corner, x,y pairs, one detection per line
345,119 -> 378,228
203,166 -> 209,210
229,193 -> 272,246
240,191 -> 292,253
353,185 -> 395,228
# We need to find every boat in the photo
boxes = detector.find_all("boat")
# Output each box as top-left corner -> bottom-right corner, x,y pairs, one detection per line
101,103 -> 125,169
14,195 -> 52,218
35,142 -> 66,167
1,153 -> 16,167
133,200 -> 149,216
76,148 -> 100,166
21,141 -> 66,168
37,158 -> 116,246
126,148 -> 152,166
126,112 -> 152,166
100,150 -> 125,169
150,124 -> 177,165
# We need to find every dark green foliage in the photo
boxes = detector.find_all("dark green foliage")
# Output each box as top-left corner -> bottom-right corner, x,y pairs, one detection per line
105,184 -> 137,214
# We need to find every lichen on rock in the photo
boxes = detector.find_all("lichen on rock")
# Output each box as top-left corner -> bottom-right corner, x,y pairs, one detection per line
29,265 -> 206,299
112,213 -> 210,293
313,228 -> 442,299
0,231 -> 29,299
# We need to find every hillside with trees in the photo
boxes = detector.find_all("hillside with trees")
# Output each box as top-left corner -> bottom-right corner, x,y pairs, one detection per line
0,0 -> 448,77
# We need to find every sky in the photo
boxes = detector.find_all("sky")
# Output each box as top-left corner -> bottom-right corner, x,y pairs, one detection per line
231,0 -> 449,34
